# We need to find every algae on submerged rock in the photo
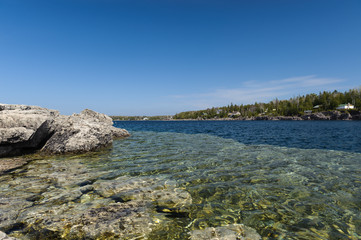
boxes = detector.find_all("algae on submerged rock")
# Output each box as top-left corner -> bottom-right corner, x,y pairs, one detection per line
0,156 -> 195,240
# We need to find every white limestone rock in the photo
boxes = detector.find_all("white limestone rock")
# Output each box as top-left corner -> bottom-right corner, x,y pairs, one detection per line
0,104 -> 129,157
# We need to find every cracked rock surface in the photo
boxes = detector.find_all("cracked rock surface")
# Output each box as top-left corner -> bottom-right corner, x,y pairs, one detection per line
0,104 -> 129,158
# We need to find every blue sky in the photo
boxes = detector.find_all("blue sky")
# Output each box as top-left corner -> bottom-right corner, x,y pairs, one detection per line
1,0 -> 360,115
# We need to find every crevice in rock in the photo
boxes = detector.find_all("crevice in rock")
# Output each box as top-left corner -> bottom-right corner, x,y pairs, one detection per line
155,206 -> 190,218
3,222 -> 25,235
0,120 -> 55,158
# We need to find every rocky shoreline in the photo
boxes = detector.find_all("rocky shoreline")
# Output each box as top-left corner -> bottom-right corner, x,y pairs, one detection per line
0,104 -> 130,159
251,110 -> 361,121
0,104 -> 262,239
112,110 -> 361,121
171,110 -> 361,121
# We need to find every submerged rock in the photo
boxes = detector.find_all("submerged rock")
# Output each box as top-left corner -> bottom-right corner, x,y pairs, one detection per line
93,176 -> 192,209
189,224 -> 261,240
16,200 -> 153,239
0,158 -> 28,175
0,162 -> 193,240
0,231 -> 18,240
0,104 -> 129,157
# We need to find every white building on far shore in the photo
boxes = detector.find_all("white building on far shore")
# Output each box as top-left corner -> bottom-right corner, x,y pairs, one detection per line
336,103 -> 355,110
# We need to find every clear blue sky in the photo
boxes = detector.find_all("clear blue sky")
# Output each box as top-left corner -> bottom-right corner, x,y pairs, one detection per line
1,0 -> 360,115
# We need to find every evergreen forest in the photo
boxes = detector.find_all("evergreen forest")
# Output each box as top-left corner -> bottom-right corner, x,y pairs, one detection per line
174,88 -> 361,119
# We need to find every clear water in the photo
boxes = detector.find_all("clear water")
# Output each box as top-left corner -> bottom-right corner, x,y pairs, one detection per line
1,121 -> 360,239
114,121 -> 361,153
113,121 -> 361,239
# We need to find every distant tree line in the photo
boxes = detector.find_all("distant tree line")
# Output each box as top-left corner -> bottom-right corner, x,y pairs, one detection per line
174,87 -> 361,119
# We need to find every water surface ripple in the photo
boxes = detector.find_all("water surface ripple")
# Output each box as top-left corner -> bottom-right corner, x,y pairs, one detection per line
0,121 -> 360,239
109,129 -> 361,239
114,120 -> 361,153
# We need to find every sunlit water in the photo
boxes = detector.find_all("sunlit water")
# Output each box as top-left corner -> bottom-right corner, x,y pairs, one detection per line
1,121 -> 360,239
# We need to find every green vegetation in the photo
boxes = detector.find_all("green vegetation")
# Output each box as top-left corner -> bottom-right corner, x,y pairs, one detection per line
174,87 -> 361,119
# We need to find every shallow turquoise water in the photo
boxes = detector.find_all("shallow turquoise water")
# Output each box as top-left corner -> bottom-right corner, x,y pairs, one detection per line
107,130 -> 361,239
1,121 -> 361,239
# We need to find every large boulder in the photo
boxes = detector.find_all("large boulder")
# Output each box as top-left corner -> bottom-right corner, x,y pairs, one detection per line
0,104 -> 129,157
41,109 -> 130,154
0,104 -> 58,157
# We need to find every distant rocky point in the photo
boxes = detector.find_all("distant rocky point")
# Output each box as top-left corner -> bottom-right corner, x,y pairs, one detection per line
176,110 -> 361,121
0,104 -> 130,158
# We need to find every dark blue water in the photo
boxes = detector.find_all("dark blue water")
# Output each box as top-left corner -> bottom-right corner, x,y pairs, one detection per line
114,121 -> 361,153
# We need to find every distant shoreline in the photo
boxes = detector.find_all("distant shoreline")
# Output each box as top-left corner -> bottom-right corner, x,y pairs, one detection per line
113,110 -> 361,121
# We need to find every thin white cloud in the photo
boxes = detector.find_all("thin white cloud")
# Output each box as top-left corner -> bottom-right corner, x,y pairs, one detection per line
171,75 -> 345,110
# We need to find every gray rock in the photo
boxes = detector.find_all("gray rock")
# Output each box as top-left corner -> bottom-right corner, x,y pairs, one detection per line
0,231 -> 18,240
15,197 -> 153,239
303,111 -> 354,120
307,112 -> 330,120
0,104 -> 57,157
278,116 -> 303,120
0,128 -> 34,145
253,116 -> 302,121
41,109 -> 130,154
0,196 -> 33,232
0,104 -> 130,157
93,176 -> 192,209
1,173 -> 192,239
339,112 -> 352,120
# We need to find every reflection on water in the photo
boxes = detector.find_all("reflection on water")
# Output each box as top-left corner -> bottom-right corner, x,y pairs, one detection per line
0,130 -> 360,239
